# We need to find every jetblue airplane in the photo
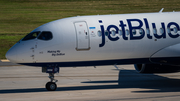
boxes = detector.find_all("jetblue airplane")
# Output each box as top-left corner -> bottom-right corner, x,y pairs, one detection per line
5,9 -> 180,91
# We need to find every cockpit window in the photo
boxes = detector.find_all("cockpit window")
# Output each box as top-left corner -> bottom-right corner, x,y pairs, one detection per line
38,31 -> 53,40
22,31 -> 40,41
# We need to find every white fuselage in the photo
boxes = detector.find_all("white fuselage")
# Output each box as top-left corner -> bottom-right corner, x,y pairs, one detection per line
6,12 -> 180,67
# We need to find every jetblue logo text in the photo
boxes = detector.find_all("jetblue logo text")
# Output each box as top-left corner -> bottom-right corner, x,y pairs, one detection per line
99,18 -> 180,47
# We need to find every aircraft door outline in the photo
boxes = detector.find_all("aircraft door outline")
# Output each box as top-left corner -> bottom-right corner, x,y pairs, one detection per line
74,21 -> 90,51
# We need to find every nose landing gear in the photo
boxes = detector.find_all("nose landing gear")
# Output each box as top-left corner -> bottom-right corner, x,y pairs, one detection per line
42,66 -> 59,91
46,73 -> 58,91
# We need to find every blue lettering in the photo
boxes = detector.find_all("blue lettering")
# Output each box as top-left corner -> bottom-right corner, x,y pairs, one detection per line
107,25 -> 119,41
98,18 -> 180,47
144,18 -> 152,39
167,22 -> 180,38
152,23 -> 166,39
127,19 -> 145,40
99,20 -> 105,47
161,23 -> 166,38
119,21 -> 128,40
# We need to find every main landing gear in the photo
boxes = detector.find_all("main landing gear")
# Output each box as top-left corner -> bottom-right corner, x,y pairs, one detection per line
42,66 -> 59,91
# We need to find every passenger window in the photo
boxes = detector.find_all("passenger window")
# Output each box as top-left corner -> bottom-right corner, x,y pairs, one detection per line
118,30 -> 122,36
167,27 -> 171,33
132,29 -> 136,35
105,30 -> 109,36
174,27 -> 178,33
38,31 -> 53,40
139,28 -> 143,34
160,28 -> 164,34
97,31 -> 102,37
22,31 -> 40,41
146,29 -> 150,34
126,29 -> 129,35
153,28 -> 157,34
111,30 -> 116,36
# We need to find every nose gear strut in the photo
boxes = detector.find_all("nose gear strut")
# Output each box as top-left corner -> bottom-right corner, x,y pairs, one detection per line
42,66 -> 59,91
49,73 -> 58,82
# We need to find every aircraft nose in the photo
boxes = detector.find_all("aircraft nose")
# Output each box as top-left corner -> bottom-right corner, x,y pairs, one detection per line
5,47 -> 17,63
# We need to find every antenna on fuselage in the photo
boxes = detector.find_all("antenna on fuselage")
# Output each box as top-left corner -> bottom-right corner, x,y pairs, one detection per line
159,8 -> 164,13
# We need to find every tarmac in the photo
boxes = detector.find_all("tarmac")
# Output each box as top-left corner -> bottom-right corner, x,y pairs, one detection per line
1,60 -> 180,101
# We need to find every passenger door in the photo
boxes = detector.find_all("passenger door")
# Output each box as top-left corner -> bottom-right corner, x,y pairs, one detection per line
74,21 -> 90,50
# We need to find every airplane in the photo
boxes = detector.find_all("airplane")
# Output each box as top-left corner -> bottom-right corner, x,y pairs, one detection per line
5,8 -> 180,91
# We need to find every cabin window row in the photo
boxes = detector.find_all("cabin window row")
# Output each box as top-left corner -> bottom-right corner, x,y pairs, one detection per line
97,27 -> 178,37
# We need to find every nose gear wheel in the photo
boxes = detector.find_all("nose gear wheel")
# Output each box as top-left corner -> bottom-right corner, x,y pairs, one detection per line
45,73 -> 58,91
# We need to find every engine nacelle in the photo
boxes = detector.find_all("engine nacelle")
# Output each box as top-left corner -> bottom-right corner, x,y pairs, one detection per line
134,64 -> 180,73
